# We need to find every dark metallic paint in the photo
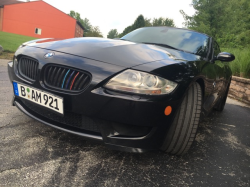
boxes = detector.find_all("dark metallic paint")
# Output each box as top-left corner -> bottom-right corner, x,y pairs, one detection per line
8,36 -> 233,152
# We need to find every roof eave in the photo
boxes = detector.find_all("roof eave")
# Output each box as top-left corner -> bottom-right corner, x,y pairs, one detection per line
76,20 -> 85,30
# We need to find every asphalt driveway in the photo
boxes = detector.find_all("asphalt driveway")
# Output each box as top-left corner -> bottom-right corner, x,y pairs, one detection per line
0,59 -> 249,187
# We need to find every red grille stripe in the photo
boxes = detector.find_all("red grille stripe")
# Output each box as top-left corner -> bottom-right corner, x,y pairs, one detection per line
70,72 -> 80,90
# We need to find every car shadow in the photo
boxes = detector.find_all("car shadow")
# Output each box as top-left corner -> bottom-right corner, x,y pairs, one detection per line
4,102 -> 249,186
41,102 -> 250,186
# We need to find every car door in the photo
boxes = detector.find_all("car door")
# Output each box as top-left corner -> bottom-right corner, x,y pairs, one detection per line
212,40 -> 226,103
202,39 -> 225,111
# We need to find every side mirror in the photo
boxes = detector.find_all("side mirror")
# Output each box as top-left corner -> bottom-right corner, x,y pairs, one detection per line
216,52 -> 235,62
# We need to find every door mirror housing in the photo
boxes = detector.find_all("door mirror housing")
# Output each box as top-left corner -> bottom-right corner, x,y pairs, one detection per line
216,52 -> 235,62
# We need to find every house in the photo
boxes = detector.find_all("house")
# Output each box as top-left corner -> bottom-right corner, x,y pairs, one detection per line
0,0 -> 84,38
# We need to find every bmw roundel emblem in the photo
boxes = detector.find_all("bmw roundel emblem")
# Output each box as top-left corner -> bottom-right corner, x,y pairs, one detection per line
44,52 -> 54,58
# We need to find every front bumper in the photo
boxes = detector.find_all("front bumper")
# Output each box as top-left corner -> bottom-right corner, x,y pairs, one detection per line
8,49 -> 183,153
12,94 -> 179,152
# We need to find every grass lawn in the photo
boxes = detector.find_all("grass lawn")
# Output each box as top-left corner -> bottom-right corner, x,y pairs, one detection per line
222,48 -> 250,79
0,51 -> 15,60
0,31 -> 37,60
0,31 -> 37,52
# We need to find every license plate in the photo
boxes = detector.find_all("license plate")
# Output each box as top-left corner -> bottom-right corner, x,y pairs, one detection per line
13,82 -> 64,114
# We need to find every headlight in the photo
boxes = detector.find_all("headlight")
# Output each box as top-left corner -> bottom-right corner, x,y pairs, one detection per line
104,69 -> 177,95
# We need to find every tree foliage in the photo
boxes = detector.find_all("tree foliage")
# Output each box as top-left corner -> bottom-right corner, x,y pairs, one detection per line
107,29 -> 119,39
81,18 -> 92,34
69,10 -> 103,37
119,15 -> 145,37
133,15 -> 146,30
180,0 -> 250,48
144,18 -> 152,27
152,17 -> 175,27
118,15 -> 175,37
86,26 -> 103,37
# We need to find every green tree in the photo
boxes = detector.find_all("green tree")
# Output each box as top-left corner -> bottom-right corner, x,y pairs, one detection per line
85,26 -> 103,37
107,29 -> 119,39
180,0 -> 250,47
119,15 -> 146,37
152,17 -> 164,26
152,17 -> 175,27
164,18 -> 175,27
132,14 -> 145,30
221,0 -> 250,47
180,0 -> 226,38
69,10 -> 76,18
119,15 -> 175,37
81,18 -> 92,35
69,10 -> 103,37
144,18 -> 152,27
69,11 -> 85,30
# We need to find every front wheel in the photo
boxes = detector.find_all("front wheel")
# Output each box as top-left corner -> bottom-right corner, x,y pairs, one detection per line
161,82 -> 202,155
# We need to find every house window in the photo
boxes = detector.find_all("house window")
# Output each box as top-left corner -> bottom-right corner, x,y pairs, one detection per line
35,28 -> 42,35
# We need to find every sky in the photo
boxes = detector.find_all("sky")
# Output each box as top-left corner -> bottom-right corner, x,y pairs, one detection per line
22,0 -> 195,37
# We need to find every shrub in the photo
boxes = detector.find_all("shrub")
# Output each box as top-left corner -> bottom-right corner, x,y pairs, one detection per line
222,48 -> 250,79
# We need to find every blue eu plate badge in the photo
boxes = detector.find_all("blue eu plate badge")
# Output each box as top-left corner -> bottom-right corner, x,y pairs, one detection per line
13,82 -> 19,96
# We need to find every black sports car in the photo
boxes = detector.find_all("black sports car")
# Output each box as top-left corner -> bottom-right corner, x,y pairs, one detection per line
8,27 -> 235,155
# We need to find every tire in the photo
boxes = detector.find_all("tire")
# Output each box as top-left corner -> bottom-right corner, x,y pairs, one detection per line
161,82 -> 202,155
214,81 -> 231,111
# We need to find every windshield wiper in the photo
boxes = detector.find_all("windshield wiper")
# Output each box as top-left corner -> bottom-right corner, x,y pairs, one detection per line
142,42 -> 178,49
142,42 -> 194,54
119,38 -> 130,41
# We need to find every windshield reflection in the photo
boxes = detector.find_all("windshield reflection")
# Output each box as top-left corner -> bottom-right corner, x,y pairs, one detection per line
121,27 -> 209,57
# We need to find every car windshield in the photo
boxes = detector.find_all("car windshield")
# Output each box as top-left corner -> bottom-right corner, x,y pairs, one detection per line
121,27 -> 209,57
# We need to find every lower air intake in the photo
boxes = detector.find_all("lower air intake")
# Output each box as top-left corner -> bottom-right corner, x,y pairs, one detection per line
23,100 -> 101,133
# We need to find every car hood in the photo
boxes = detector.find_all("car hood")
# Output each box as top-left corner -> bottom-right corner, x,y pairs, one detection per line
25,38 -> 200,68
